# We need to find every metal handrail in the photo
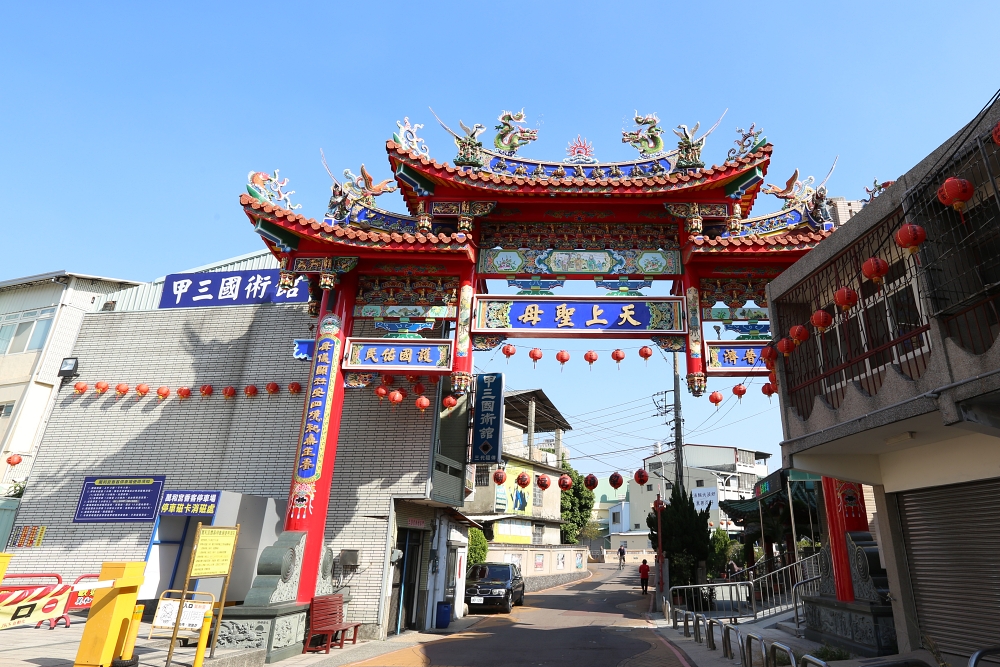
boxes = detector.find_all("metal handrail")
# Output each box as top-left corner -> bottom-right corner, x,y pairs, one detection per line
683,611 -> 693,637
0,572 -> 64,590
800,656 -> 830,667
769,642 -> 798,667
668,581 -> 755,620
792,576 -> 820,629
969,647 -> 1000,667
723,623 -> 745,665
693,613 -> 706,643
706,618 -> 722,650
672,607 -> 684,629
745,632 -> 769,667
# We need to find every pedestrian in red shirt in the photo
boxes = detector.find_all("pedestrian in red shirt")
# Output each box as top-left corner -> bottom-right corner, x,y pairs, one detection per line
639,559 -> 650,594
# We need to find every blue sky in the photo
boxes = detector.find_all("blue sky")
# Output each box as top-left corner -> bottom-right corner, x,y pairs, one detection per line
3,2 -> 998,476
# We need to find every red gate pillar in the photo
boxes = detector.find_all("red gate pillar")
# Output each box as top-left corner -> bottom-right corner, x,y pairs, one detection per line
286,268 -> 358,603
450,263 -> 476,393
821,476 -> 869,602
681,268 -> 705,396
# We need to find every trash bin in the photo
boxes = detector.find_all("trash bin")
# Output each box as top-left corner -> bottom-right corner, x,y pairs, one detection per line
435,601 -> 451,629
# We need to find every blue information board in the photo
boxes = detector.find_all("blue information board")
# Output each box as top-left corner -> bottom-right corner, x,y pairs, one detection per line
158,270 -> 309,309
74,476 -> 166,523
159,490 -> 220,517
471,373 -> 504,464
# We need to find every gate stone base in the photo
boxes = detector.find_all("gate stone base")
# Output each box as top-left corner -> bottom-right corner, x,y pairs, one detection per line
802,595 -> 898,657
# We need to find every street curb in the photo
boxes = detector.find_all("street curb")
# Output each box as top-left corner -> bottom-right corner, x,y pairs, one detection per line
654,631 -> 699,667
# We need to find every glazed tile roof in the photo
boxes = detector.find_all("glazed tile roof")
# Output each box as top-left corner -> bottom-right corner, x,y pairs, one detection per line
240,194 -> 475,257
386,139 -> 771,201
688,229 -> 834,253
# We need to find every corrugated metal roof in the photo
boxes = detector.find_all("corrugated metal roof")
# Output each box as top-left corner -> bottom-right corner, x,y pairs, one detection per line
96,249 -> 278,312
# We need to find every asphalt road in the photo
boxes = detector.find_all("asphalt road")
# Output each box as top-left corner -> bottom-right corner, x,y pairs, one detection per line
350,563 -> 686,667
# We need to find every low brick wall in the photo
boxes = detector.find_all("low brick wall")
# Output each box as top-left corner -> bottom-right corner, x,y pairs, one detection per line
524,570 -> 589,592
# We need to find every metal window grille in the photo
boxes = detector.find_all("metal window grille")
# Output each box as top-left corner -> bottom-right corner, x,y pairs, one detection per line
532,480 -> 543,507
774,208 -> 931,419
903,125 -> 1000,354
475,464 -> 490,487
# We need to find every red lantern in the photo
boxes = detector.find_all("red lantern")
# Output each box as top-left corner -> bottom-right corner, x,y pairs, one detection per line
288,382 -> 302,394
937,177 -> 974,214
266,382 -> 280,395
638,346 -> 653,365
762,383 -> 776,401
427,375 -> 440,385
222,386 -> 237,399
73,382 -> 88,394
177,387 -> 192,400
789,325 -> 810,346
413,383 -> 426,396
493,469 -> 507,485
516,472 -> 531,488
764,358 -> 775,371
375,385 -> 389,401
415,396 -> 431,412
733,384 -> 747,401
768,371 -> 777,386
609,472 -> 624,489
760,346 -> 777,363
776,337 -> 796,357
992,121 -> 1000,146
528,348 -> 543,368
381,374 -> 395,386
95,381 -> 109,395
502,344 -> 516,363
894,224 -> 926,255
442,395 -> 458,410
558,474 -> 573,491
134,384 -> 149,398
584,350 -> 598,370
634,469 -> 649,485
611,349 -> 625,369
406,375 -> 420,385
244,385 -> 258,398
6,454 -> 22,466
834,287 -> 859,311
709,390 -> 724,408
584,474 -> 599,490
200,384 -> 214,397
388,389 -> 404,405
396,387 -> 408,401
862,257 -> 890,285
115,383 -> 129,398
156,386 -> 170,401
556,350 -> 570,370
537,474 -> 551,490
811,309 -> 833,333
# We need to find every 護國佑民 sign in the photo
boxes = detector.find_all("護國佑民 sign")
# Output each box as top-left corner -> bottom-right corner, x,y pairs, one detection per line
471,373 -> 504,464
342,338 -> 453,372
159,491 -> 220,517
74,476 -> 166,523
704,341 -> 770,377
473,295 -> 686,338
158,270 -> 309,309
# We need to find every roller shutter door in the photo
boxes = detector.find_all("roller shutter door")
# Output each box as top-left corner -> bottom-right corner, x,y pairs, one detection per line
898,477 -> 1000,657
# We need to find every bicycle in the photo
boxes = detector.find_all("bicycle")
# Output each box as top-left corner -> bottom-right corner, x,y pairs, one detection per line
618,555 -> 626,571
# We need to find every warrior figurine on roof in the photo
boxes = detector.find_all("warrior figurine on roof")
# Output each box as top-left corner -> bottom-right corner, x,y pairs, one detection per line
494,109 -> 538,155
622,112 -> 665,157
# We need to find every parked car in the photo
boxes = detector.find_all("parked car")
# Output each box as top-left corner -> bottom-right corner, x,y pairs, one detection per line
464,562 -> 525,613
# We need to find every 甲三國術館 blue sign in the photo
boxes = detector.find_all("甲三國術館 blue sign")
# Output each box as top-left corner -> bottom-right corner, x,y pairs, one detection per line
473,295 -> 686,338
158,269 -> 309,308
471,373 -> 504,464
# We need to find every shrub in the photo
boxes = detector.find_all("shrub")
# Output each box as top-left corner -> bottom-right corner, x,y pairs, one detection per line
468,527 -> 488,564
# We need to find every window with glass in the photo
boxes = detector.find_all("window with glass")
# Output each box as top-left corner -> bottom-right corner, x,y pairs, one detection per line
0,308 -> 55,355
475,464 -> 490,487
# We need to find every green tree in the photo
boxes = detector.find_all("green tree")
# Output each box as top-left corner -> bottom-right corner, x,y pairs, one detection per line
707,527 -> 732,577
560,460 -> 595,544
577,520 -> 604,543
468,527 -> 488,564
647,484 -> 711,587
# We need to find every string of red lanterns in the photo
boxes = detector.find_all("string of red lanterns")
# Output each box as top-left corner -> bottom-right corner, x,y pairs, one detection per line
70,381 -> 301,402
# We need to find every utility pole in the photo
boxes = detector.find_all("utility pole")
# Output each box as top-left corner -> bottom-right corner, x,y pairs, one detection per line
653,352 -> 686,498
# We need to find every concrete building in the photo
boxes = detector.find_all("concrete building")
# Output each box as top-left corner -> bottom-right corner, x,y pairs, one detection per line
827,196 -> 865,226
628,443 -> 769,535
768,100 -> 1000,660
3,250 -> 476,647
586,477 -> 628,553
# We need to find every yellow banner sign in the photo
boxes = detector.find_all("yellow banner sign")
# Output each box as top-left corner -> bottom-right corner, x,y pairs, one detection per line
0,584 -> 71,631
190,527 -> 238,578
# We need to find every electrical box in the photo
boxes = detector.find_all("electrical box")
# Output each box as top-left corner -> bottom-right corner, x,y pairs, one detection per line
340,549 -> 360,567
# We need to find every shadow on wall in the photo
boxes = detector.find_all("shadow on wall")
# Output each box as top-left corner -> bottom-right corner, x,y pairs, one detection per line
9,304 -> 314,577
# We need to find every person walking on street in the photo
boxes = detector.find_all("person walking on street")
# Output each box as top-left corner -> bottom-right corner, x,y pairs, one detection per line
639,559 -> 650,594
617,545 -> 626,570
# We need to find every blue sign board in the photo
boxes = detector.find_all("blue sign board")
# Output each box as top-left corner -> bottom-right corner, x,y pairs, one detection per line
342,338 -> 453,372
158,270 -> 309,309
474,296 -> 685,338
471,373 -> 504,464
159,490 -> 220,517
74,476 -> 166,523
705,341 -> 770,377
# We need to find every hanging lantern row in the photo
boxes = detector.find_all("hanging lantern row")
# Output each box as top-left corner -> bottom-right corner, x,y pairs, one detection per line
501,345 -> 653,370
371,373 -> 452,414
488,468 -> 671,494
72,381 -> 303,399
